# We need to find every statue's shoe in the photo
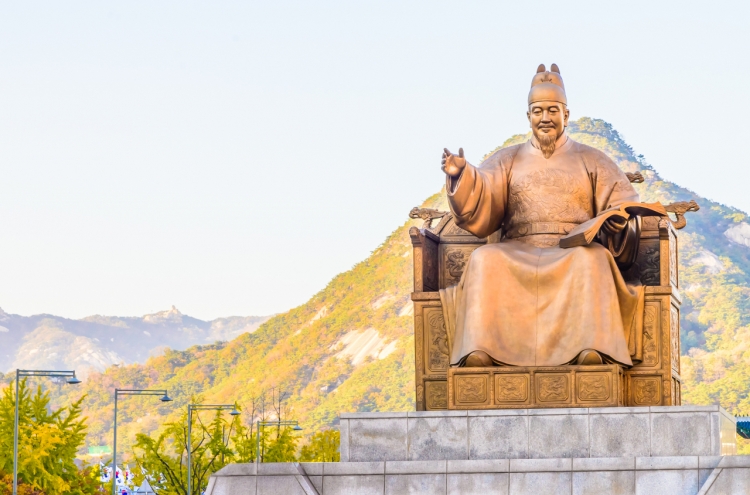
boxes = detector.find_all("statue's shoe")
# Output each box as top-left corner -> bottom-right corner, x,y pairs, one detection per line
464,350 -> 493,367
576,349 -> 604,365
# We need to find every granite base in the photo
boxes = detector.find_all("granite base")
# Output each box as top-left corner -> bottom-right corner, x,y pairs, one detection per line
208,456 -> 750,495
339,406 -> 736,462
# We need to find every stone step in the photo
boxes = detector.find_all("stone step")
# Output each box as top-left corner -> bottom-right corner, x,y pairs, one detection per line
208,456 -> 750,495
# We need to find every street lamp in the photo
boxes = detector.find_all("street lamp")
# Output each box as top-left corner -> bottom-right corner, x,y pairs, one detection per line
112,390 -> 172,495
13,369 -> 81,495
186,404 -> 240,495
255,420 -> 303,464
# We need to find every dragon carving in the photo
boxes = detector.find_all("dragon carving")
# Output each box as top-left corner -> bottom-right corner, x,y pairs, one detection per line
410,207 -> 448,229
624,171 -> 699,229
664,200 -> 700,229
626,172 -> 645,183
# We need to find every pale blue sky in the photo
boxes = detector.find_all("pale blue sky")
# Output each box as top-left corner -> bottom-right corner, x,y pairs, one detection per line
0,1 -> 748,320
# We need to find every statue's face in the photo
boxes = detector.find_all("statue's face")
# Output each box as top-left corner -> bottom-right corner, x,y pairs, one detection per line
527,101 -> 569,141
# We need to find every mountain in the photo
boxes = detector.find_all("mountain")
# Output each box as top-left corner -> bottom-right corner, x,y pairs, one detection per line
43,118 -> 750,457
0,306 -> 270,376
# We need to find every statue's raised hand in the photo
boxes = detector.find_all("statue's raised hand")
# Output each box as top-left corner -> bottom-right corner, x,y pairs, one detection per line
442,148 -> 466,178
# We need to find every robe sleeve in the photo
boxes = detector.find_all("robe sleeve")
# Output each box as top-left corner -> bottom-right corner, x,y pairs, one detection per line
585,147 -> 641,268
445,153 -> 508,239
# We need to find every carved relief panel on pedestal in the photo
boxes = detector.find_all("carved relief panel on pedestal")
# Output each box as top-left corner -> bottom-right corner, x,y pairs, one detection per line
495,375 -> 529,403
425,380 -> 447,409
631,376 -> 661,406
642,303 -> 660,367
424,307 -> 449,373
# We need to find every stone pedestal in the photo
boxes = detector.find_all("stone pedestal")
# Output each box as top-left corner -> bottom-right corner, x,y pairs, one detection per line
208,406 -> 749,495
339,405 -> 736,461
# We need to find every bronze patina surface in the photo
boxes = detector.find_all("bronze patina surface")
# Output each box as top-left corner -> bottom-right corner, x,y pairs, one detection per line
440,64 -> 642,368
448,364 -> 625,409
411,64 -> 698,410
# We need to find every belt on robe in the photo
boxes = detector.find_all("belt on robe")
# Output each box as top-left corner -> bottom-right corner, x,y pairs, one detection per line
505,222 -> 580,238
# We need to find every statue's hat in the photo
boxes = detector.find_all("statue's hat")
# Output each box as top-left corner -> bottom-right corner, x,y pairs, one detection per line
528,63 -> 567,106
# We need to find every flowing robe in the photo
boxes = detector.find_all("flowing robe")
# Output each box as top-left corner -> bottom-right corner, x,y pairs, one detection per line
442,137 -> 644,367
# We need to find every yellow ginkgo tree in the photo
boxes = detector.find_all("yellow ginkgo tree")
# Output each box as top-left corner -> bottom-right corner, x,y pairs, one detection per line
0,379 -> 100,495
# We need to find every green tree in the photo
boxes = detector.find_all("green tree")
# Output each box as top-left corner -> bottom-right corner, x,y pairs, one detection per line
229,422 -> 300,463
229,421 -> 256,463
0,379 -> 96,495
262,427 -> 298,463
132,410 -> 237,495
299,429 -> 340,462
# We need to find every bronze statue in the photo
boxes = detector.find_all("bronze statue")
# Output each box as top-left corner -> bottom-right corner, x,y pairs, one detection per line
439,64 -> 646,369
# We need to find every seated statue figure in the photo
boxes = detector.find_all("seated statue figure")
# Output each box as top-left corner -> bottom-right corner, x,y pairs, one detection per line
440,64 -> 644,368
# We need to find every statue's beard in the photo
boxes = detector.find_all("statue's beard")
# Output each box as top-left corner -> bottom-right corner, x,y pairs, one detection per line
537,132 -> 557,159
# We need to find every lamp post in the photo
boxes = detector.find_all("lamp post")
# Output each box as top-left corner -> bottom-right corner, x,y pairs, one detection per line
13,369 -> 81,495
186,404 -> 240,495
255,420 -> 302,464
112,390 -> 172,495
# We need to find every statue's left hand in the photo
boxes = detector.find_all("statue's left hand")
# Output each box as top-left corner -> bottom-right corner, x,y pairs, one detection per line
602,217 -> 627,236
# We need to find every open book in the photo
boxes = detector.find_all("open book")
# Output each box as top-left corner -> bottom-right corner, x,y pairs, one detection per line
559,201 -> 667,248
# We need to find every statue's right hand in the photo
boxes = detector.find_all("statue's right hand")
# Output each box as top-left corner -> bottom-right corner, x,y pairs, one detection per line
442,148 -> 466,178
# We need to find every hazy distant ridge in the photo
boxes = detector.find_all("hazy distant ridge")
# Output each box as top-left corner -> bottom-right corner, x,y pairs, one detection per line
0,306 -> 269,375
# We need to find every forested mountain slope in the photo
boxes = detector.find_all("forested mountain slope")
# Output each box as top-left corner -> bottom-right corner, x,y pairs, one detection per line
44,118 -> 750,457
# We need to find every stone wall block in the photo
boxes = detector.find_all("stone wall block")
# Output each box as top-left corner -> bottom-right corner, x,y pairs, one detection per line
204,476 -> 217,495
385,474 -> 446,494
650,412 -> 712,456
407,417 -> 468,461
211,476 -> 256,495
589,413 -> 650,457
572,471 -> 634,495
528,414 -> 589,458
323,475 -> 385,495
706,468 -> 750,494
256,475 -> 307,495
447,473 -> 509,495
509,472 -> 572,495
634,470 -> 699,495
468,415 -> 528,460
308,475 -> 322,494
350,418 -> 408,461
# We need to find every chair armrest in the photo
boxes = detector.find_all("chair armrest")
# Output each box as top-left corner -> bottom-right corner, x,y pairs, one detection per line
410,227 -> 440,292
